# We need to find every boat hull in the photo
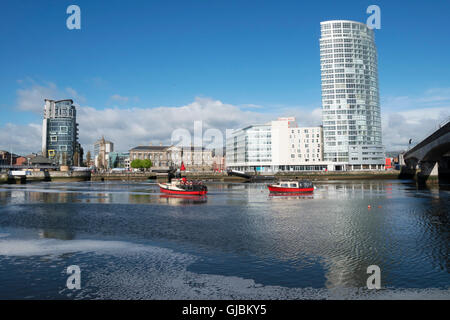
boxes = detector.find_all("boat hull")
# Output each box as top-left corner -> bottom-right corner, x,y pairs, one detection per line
268,185 -> 314,193
159,184 -> 207,196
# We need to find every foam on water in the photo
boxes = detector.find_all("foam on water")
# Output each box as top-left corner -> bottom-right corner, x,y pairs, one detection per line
0,238 -> 160,257
1,238 -> 446,300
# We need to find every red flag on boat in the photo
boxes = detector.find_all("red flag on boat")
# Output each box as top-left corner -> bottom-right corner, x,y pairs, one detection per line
180,162 -> 186,171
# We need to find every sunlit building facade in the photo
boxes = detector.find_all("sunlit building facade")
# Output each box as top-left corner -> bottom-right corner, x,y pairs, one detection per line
94,136 -> 114,168
226,117 -> 327,172
320,20 -> 384,169
41,99 -> 82,166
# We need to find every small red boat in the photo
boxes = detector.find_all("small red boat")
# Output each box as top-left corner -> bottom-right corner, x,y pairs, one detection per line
158,161 -> 208,196
268,180 -> 314,193
159,179 -> 208,196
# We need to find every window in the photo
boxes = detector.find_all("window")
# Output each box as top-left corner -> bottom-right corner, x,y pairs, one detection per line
59,145 -> 68,151
50,136 -> 57,142
59,126 -> 68,133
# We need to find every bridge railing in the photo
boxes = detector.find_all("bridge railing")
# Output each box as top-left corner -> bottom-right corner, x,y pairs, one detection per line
404,118 -> 450,158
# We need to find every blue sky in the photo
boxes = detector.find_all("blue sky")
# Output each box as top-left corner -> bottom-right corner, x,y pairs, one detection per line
1,0 -> 450,154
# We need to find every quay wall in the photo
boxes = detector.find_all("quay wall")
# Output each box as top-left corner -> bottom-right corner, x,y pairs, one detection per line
1,170 -> 404,184
274,170 -> 400,181
0,171 -> 90,184
91,172 -> 166,181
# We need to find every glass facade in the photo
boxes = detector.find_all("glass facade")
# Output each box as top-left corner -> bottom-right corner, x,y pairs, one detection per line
320,20 -> 384,164
244,126 -> 272,163
226,119 -> 326,172
42,99 -> 80,166
108,152 -> 129,169
226,124 -> 272,167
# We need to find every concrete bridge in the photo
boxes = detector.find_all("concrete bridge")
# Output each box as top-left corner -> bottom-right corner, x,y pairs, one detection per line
403,119 -> 450,185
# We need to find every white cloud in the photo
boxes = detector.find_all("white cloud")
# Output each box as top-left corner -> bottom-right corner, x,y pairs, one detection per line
382,107 -> 450,151
16,82 -> 59,113
15,79 -> 85,113
3,95 -> 268,155
66,87 -> 86,104
381,87 -> 450,111
240,103 -> 264,109
110,94 -> 129,104
4,82 -> 450,156
0,123 -> 42,155
381,87 -> 450,151
78,97 -> 270,153
279,106 -> 322,127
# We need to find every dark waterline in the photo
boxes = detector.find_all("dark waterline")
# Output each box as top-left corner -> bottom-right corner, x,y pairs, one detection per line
0,180 -> 449,299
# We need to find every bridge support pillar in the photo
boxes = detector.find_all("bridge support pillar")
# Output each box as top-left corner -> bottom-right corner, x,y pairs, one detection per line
399,159 -> 417,179
7,175 -> 27,184
417,161 -> 439,185
438,157 -> 450,183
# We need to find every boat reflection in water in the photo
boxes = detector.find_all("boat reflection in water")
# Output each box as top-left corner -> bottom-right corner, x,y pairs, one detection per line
159,194 -> 207,205
268,192 -> 314,200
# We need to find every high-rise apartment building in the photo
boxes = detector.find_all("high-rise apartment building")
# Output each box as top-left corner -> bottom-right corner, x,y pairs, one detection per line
41,99 -> 82,166
320,20 -> 384,169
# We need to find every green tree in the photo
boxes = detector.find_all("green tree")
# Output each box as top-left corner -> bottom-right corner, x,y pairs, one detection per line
131,159 -> 143,169
142,159 -> 152,171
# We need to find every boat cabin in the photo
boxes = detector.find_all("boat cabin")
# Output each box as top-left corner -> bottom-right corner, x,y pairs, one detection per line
277,181 -> 313,189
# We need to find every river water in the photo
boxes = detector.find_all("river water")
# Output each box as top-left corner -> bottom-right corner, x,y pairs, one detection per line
0,180 -> 448,299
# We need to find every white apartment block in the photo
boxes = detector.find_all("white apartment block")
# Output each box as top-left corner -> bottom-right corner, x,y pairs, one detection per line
226,117 -> 329,172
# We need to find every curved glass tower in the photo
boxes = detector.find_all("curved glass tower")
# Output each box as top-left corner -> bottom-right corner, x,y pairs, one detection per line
320,20 -> 384,169
41,99 -> 81,166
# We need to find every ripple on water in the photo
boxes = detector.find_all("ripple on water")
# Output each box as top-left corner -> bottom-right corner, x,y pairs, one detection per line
0,181 -> 449,297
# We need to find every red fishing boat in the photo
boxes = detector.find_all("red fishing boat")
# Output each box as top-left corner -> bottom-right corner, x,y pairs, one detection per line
158,162 -> 208,196
267,180 -> 314,193
159,179 -> 208,195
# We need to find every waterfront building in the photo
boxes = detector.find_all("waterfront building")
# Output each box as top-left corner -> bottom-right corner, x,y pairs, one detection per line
107,152 -> 130,169
94,137 -> 114,168
25,154 -> 53,167
0,151 -> 19,166
320,20 -> 384,170
212,148 -> 226,172
167,145 -> 214,172
15,157 -> 27,166
226,117 -> 327,172
129,145 -> 172,168
41,99 -> 82,166
129,144 -> 214,171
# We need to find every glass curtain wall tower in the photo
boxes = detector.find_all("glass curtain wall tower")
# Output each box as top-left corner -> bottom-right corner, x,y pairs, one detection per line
320,20 -> 384,168
41,99 -> 81,166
